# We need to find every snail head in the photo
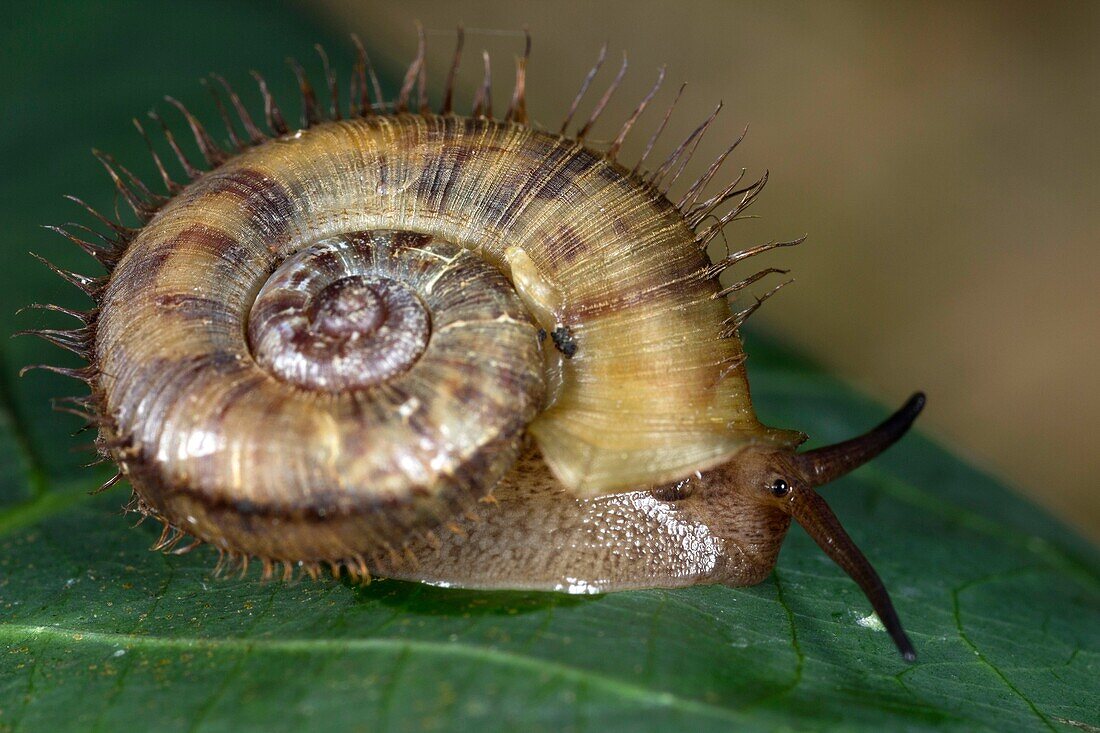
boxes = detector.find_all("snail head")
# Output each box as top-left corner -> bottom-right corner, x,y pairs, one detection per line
718,392 -> 926,661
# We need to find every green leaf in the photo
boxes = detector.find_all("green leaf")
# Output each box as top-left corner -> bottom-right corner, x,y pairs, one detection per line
3,345 -> 1099,733
1,3 -> 1098,732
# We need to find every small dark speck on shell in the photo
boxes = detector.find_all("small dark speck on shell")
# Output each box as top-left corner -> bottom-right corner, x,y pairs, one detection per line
551,325 -> 577,358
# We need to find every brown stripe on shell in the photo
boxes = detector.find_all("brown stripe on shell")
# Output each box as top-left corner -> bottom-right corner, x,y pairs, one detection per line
494,143 -> 580,231
154,293 -> 230,317
163,224 -> 252,266
532,148 -> 600,201
199,167 -> 296,245
545,224 -> 589,266
416,142 -> 475,214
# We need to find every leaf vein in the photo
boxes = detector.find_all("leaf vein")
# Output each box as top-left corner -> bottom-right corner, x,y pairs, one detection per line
0,623 -> 747,724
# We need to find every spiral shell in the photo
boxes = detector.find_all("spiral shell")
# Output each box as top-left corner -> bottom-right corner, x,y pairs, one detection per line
24,30 -> 803,575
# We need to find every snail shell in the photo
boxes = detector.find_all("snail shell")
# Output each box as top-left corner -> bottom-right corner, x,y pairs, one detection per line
24,28 -> 925,659
33,32 -> 799,566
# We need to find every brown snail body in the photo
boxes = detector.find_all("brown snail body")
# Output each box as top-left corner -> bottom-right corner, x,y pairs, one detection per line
22,30 -> 925,659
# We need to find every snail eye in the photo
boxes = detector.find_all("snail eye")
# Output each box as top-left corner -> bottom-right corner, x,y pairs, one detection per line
770,479 -> 790,497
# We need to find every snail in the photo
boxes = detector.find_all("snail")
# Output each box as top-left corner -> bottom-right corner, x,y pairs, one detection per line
20,28 -> 926,661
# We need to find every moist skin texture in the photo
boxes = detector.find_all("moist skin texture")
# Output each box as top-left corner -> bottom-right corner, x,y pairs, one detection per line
376,445 -> 791,593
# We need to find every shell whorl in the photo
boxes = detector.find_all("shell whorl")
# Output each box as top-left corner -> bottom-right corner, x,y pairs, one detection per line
94,152 -> 549,559
26,32 -> 806,570
247,235 -> 435,392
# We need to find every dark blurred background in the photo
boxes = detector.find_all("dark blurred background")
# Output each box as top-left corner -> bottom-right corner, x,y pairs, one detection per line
3,1 -> 1097,541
